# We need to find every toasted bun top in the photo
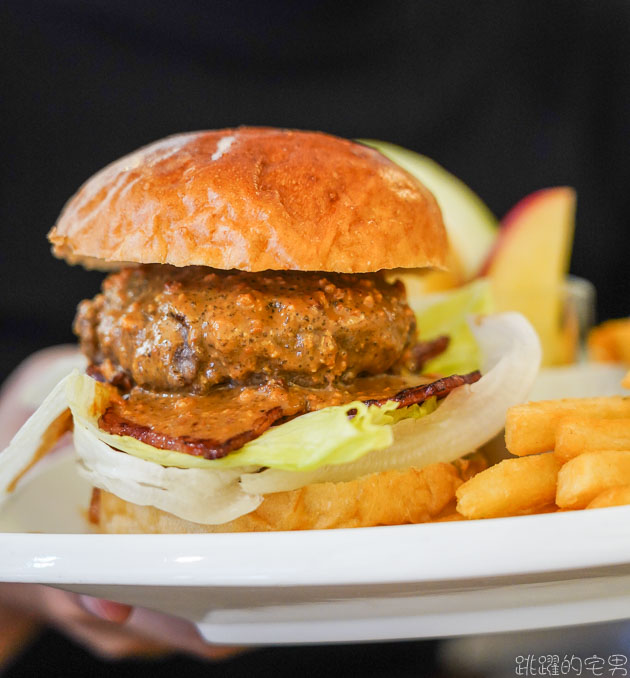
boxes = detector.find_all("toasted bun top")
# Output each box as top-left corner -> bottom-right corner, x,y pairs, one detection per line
48,128 -> 447,273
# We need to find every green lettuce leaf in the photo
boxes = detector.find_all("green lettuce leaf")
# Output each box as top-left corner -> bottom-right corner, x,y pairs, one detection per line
66,372 -> 437,471
412,279 -> 494,375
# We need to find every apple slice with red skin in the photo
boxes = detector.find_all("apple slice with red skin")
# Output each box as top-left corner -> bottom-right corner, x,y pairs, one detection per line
480,187 -> 576,366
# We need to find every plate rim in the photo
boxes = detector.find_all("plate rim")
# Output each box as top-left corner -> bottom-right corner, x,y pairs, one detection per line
3,505 -> 630,588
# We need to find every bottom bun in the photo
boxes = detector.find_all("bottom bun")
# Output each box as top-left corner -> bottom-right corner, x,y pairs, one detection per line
92,458 -> 486,533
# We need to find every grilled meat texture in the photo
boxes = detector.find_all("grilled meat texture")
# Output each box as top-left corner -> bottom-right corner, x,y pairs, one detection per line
75,265 -> 420,394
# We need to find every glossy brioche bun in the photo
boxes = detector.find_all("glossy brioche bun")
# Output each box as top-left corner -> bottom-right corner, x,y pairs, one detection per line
94,463 -> 466,533
49,128 -> 447,273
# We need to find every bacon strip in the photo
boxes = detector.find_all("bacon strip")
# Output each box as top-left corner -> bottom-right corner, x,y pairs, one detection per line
406,335 -> 450,372
99,406 -> 284,460
98,371 -> 481,460
362,371 -> 481,408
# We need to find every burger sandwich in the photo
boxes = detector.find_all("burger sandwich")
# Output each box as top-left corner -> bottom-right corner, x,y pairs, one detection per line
0,128 -> 541,532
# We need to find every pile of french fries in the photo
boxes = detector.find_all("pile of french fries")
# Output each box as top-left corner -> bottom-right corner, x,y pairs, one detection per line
455,369 -> 630,519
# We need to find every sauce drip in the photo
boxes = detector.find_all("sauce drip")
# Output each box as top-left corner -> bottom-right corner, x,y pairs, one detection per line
97,371 -> 483,460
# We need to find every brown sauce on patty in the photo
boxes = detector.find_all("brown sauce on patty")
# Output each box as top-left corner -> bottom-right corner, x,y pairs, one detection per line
75,266 -> 418,394
80,264 -> 473,460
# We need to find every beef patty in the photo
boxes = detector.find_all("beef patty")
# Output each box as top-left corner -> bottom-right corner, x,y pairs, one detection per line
75,265 -> 419,394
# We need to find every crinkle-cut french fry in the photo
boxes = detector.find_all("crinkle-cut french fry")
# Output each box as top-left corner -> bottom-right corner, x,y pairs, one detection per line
556,450 -> 630,509
588,319 -> 630,364
586,485 -> 630,509
505,397 -> 630,456
555,417 -> 630,462
623,370 -> 630,389
456,452 -> 560,519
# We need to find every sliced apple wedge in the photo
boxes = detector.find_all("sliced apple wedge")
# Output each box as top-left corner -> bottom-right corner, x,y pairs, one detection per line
481,187 -> 576,366
360,140 -> 498,281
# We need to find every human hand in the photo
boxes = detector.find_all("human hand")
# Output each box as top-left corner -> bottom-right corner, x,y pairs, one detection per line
0,584 -> 242,662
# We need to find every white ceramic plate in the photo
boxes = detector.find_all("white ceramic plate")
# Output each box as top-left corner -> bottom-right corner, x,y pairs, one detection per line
1,360 -> 630,645
3,448 -> 630,645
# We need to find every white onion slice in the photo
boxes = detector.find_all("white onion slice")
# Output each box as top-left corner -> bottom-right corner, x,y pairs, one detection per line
73,423 -> 262,525
240,312 -> 541,494
0,375 -> 71,504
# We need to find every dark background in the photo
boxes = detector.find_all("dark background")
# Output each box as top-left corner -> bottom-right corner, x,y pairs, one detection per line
1,1 -> 630,675
2,0 -> 630,387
